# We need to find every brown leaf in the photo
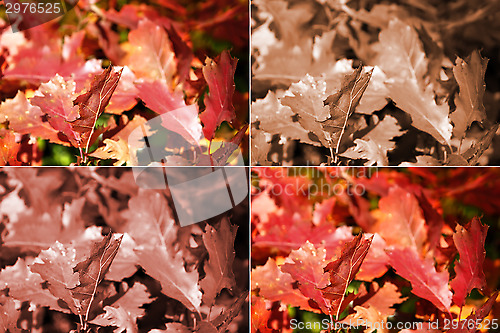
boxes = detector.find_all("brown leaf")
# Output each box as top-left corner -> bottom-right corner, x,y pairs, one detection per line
71,233 -> 123,326
30,242 -> 80,314
210,291 -> 247,332
321,234 -> 373,318
71,66 -> 123,153
200,218 -> 237,304
322,66 -> 373,161
451,50 -> 488,139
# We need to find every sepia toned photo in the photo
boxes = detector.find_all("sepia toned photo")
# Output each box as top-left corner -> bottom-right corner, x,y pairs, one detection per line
251,0 -> 500,166
0,168 -> 249,332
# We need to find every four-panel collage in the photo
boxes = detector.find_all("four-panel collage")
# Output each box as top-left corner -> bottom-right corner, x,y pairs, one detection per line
1,0 -> 500,332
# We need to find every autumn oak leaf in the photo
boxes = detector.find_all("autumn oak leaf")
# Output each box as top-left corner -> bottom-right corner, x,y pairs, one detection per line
71,233 -> 123,324
451,50 -> 488,139
30,74 -> 81,146
251,258 -> 312,311
200,218 -> 237,304
30,242 -> 80,314
71,66 -> 123,153
281,242 -> 331,314
322,66 -> 373,159
200,50 -> 238,140
387,247 -> 452,314
450,218 -> 488,308
321,234 -> 373,319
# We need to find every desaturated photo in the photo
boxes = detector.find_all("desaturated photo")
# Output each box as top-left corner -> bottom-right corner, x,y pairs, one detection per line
0,168 -> 249,332
251,0 -> 500,166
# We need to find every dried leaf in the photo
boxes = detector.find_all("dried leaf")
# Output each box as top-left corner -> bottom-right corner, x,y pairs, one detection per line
71,66 -> 123,153
91,306 -> 137,333
360,282 -> 407,318
210,291 -> 247,332
461,123 -> 499,164
322,66 -> 373,155
71,233 -> 123,323
89,138 -> 130,166
321,234 -> 373,318
342,305 -> 388,333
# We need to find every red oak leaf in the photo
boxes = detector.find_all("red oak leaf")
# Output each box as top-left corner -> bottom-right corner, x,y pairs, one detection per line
125,19 -> 176,83
123,191 -> 201,312
30,74 -> 81,146
450,218 -> 488,308
357,233 -> 389,281
281,242 -> 331,314
251,258 -> 312,311
0,258 -> 67,313
451,50 -> 488,139
371,186 -> 427,252
0,91 -> 61,144
0,130 -> 21,166
4,28 -> 102,89
387,247 -> 452,314
321,234 -> 373,318
71,66 -> 123,153
136,79 -> 203,145
200,50 -> 238,140
360,282 -> 407,318
134,245 -> 202,313
251,296 -> 272,333
106,66 -> 139,114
